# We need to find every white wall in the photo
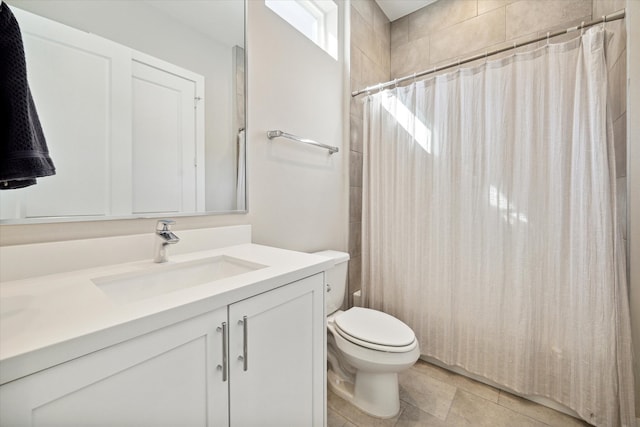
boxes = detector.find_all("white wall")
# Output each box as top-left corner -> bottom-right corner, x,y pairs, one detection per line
626,0 -> 640,416
246,0 -> 348,252
0,0 -> 348,255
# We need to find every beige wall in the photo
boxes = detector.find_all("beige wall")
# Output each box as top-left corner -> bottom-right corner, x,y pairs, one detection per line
0,1 -> 349,256
390,0 -> 595,77
348,0 -> 390,307
388,0 -> 627,247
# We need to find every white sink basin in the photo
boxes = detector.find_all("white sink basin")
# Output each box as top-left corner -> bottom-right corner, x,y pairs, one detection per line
92,255 -> 266,304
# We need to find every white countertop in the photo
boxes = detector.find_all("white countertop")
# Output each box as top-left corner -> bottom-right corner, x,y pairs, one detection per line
0,243 -> 333,384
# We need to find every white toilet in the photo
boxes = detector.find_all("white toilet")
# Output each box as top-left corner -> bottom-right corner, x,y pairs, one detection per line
315,250 -> 420,418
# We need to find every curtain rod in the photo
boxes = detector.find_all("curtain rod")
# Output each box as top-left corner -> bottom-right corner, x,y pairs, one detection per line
351,9 -> 625,97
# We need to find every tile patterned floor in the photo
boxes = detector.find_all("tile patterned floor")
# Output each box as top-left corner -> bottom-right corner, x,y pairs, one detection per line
327,360 -> 592,427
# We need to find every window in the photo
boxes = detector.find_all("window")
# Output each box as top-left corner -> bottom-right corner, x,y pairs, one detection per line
265,0 -> 338,60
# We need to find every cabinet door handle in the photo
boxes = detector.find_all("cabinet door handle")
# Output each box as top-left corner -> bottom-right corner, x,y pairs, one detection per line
217,322 -> 228,382
240,315 -> 248,371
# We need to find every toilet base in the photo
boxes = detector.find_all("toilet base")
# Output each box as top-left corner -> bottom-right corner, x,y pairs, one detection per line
327,368 -> 401,419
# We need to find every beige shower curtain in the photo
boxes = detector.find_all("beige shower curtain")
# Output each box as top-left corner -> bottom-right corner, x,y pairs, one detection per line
362,28 -> 634,426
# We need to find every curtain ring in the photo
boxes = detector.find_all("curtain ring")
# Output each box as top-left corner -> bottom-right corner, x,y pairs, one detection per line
580,21 -> 585,36
602,15 -> 606,29
412,72 -> 417,84
485,51 -> 488,64
546,31 -> 550,46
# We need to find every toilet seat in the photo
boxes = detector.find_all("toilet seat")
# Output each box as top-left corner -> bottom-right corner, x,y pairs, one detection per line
334,307 -> 417,353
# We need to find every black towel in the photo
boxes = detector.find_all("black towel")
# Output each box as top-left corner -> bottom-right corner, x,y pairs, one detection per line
0,2 -> 55,189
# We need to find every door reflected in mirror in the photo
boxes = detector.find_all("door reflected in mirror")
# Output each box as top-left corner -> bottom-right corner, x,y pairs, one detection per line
1,0 -> 246,223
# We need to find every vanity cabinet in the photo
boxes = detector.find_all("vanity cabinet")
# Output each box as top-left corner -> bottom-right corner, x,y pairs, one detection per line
0,274 -> 325,426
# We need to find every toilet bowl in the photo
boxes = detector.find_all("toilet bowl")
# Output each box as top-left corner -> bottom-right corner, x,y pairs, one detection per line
314,251 -> 420,418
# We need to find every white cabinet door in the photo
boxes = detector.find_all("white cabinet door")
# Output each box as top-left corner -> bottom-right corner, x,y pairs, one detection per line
0,308 -> 229,427
228,274 -> 325,427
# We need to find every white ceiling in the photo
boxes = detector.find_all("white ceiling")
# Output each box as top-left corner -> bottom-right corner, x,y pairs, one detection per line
374,0 -> 439,21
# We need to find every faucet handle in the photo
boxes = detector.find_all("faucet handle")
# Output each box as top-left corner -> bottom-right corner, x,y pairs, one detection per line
156,219 -> 176,232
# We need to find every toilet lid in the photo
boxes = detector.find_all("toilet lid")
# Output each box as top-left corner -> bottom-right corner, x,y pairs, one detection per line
335,307 -> 415,348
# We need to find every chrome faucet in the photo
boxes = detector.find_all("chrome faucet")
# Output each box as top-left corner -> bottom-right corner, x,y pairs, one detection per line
154,219 -> 180,263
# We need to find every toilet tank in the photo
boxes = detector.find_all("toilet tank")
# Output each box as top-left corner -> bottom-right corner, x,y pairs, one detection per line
314,250 -> 350,315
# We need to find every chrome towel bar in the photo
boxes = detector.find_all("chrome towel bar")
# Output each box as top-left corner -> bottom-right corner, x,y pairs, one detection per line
267,130 -> 339,155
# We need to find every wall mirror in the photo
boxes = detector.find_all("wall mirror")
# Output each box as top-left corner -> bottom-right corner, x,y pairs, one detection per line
1,0 -> 246,223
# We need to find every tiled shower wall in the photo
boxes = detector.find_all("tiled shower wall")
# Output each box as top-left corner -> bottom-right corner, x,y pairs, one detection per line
349,0 -> 627,305
348,0 -> 390,307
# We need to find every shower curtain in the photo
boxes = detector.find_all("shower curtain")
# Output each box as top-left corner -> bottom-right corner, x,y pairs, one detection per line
362,28 -> 634,426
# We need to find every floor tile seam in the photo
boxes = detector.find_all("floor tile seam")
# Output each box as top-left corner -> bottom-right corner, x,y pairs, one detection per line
457,387 -> 504,405
335,418 -> 347,427
391,405 -> 408,427
329,408 -> 350,427
326,399 -> 352,425
406,364 -> 456,390
447,377 -> 501,404
494,390 -> 544,424
328,397 -> 406,427
404,366 -> 501,419
493,390 -> 556,427
398,378 -> 457,421
412,361 -> 502,402
440,387 -> 461,423
398,394 -> 438,419
332,407 -> 355,426
337,410 -> 358,427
